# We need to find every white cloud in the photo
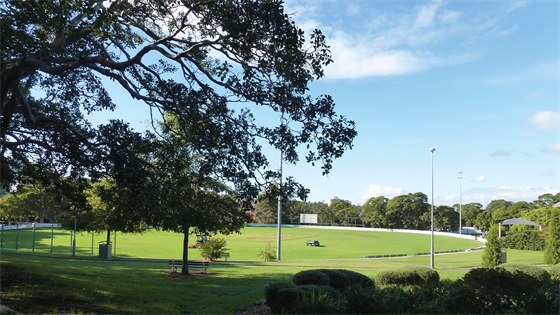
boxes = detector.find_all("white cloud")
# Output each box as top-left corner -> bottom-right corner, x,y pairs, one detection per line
526,88 -> 546,99
528,111 -> 559,132
444,194 -> 455,200
469,185 -> 558,206
474,175 -> 485,182
414,0 -> 444,28
541,143 -> 560,153
361,184 -> 402,200
491,150 -> 510,157
287,0 -> 522,79
540,171 -> 555,176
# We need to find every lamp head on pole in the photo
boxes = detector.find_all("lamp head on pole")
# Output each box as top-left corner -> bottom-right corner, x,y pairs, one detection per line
429,148 -> 436,153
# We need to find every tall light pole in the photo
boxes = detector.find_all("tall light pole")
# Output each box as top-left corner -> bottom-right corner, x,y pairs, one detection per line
277,114 -> 284,261
429,148 -> 435,269
458,172 -> 463,235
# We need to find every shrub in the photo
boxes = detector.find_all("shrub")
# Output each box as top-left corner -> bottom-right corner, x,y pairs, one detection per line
297,284 -> 340,300
257,242 -> 277,261
312,269 -> 350,291
452,267 -> 552,314
274,287 -> 305,312
498,263 -> 551,286
544,208 -> 560,265
500,230 -> 546,251
481,224 -> 503,267
341,284 -> 384,314
288,290 -> 342,314
292,270 -> 330,286
550,263 -> 560,282
335,269 -> 375,288
376,266 -> 439,286
199,237 -> 227,261
265,281 -> 295,306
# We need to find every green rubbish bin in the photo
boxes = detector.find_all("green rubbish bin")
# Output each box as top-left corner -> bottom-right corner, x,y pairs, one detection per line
501,251 -> 507,264
99,241 -> 112,260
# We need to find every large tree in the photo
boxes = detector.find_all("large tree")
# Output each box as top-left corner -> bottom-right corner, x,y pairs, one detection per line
1,0 -> 356,206
1,0 -> 357,267
386,193 -> 429,229
361,196 -> 388,228
453,202 -> 482,227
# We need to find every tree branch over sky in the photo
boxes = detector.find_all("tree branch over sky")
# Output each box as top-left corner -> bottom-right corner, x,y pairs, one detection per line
1,0 -> 357,202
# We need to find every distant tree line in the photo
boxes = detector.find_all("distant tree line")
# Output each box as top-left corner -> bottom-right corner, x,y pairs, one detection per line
253,191 -> 560,235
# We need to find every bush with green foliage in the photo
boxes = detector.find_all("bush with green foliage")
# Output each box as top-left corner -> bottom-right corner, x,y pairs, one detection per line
297,284 -> 340,300
292,270 -> 331,286
500,230 -> 546,251
256,242 -> 277,261
450,267 -> 554,314
550,263 -> 560,282
544,208 -> 560,265
311,269 -> 349,291
497,263 -> 551,286
481,224 -> 503,267
335,269 -> 375,288
376,266 -> 439,286
199,237 -> 227,261
287,290 -> 343,315
265,281 -> 296,307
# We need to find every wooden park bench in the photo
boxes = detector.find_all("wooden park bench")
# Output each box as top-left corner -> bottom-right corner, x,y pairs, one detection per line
168,260 -> 210,273
220,253 -> 230,261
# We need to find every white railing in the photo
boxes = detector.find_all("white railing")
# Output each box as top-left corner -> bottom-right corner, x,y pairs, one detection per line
245,223 -> 486,243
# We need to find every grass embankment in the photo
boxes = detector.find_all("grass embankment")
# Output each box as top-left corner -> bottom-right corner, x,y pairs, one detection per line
0,227 -> 546,314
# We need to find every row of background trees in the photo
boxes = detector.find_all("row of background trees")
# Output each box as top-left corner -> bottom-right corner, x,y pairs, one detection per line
253,191 -> 560,233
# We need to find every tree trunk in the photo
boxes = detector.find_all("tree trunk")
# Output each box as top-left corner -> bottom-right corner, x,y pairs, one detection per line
182,231 -> 190,275
107,230 -> 111,243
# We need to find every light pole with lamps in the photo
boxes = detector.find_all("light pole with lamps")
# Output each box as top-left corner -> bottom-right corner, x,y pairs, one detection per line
458,172 -> 462,235
429,148 -> 435,269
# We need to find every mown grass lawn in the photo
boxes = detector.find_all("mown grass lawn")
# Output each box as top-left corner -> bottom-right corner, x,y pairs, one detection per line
2,226 -> 484,260
0,226 -> 547,314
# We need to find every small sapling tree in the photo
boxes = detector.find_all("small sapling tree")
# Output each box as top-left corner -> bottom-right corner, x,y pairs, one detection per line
481,224 -> 503,267
199,237 -> 228,261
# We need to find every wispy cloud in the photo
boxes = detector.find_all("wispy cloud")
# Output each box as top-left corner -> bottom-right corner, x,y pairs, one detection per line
474,175 -> 486,182
482,61 -> 559,85
541,142 -> 560,153
528,111 -> 559,132
467,185 -> 558,206
491,150 -> 510,157
286,0 -> 525,79
526,88 -> 546,99
540,171 -> 555,176
361,184 -> 402,199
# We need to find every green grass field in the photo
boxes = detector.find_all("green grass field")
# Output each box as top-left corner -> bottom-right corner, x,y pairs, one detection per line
0,226 -> 548,314
1,226 -> 484,260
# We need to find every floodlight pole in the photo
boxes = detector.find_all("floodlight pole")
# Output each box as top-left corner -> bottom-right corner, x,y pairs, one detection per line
459,172 -> 463,235
73,206 -> 77,256
277,113 -> 284,261
429,148 -> 436,269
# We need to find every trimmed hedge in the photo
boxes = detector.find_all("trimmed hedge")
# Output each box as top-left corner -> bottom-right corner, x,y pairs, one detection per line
265,281 -> 295,306
292,270 -> 331,286
499,230 -> 546,251
376,266 -> 439,286
336,269 -> 375,288
497,263 -> 550,286
311,269 -> 350,291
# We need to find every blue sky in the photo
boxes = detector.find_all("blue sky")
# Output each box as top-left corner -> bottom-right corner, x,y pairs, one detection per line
91,0 -> 559,208
279,0 -> 559,207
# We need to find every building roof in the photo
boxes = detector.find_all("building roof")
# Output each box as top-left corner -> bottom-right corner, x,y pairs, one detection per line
500,218 -> 540,226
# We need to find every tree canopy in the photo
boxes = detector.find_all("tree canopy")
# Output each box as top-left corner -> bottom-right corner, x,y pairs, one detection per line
1,0 -> 356,206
